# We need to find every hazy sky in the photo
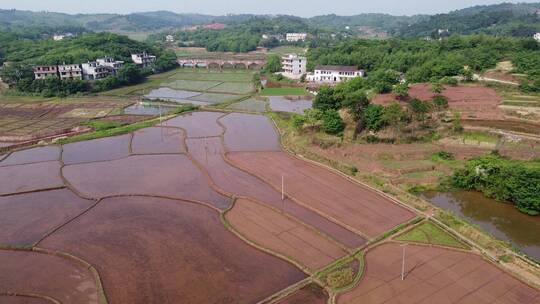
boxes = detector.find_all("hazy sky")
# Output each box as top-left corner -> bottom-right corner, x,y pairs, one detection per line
0,0 -> 537,17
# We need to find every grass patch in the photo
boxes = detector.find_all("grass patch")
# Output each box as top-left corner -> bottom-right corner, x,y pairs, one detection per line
82,120 -> 122,131
260,87 -> 307,96
269,46 -> 307,55
461,131 -> 499,144
208,82 -> 255,94
326,268 -> 354,289
397,221 -> 469,249
57,105 -> 197,144
226,98 -> 267,112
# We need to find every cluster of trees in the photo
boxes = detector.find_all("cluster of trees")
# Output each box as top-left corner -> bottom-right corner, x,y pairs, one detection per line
398,3 -> 540,38
451,154 -> 540,216
0,31 -> 178,97
162,16 -> 316,53
307,35 -> 540,84
294,76 -> 451,140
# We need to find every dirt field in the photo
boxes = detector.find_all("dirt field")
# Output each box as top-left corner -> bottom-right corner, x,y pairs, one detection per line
0,189 -> 93,247
219,113 -> 281,152
165,111 -> 225,137
373,84 -> 504,120
0,97 -> 132,143
40,196 -> 305,304
227,198 -> 348,271
0,161 -> 63,195
62,154 -> 231,209
187,137 -> 366,248
0,250 -> 100,303
339,242 -> 540,304
227,151 -> 416,238
131,127 -> 186,155
277,283 -> 329,304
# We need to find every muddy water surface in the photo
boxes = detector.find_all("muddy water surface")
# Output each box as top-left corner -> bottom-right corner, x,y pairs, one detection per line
220,113 -> 281,151
422,191 -> 540,262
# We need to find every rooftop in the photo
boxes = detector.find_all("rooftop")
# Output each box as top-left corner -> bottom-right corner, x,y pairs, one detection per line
314,65 -> 360,72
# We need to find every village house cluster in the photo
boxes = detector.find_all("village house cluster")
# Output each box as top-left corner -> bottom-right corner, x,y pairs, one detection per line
33,53 -> 156,81
280,53 -> 364,84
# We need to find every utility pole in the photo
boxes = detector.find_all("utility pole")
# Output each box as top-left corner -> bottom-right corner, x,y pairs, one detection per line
401,244 -> 407,281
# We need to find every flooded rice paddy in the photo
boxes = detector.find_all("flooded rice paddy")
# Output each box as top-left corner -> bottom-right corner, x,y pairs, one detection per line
1,110 -> 537,303
268,96 -> 313,114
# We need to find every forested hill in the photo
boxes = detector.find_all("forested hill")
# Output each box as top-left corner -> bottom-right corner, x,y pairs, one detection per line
397,2 -> 540,37
1,2 -> 539,37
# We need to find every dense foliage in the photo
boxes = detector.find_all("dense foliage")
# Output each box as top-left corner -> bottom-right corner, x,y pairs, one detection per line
0,31 -> 175,96
308,35 -> 540,83
398,3 -> 540,38
0,32 -> 153,65
451,154 -> 540,216
165,16 -> 314,52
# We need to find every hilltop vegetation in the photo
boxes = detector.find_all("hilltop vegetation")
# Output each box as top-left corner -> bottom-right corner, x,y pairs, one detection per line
307,35 -> 540,85
399,2 -> 540,38
2,2 -> 539,37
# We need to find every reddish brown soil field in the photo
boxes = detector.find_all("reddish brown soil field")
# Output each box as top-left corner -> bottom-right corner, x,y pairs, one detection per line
0,161 -> 63,195
62,154 -> 230,209
219,113 -> 281,151
131,127 -> 186,155
277,283 -> 329,304
0,250 -> 99,303
187,137 -> 366,248
40,196 -> 306,304
165,111 -> 225,137
338,243 -> 540,304
227,198 -> 347,271
0,189 -> 93,246
62,134 -> 131,165
0,296 -> 51,304
0,146 -> 60,167
227,151 -> 416,237
373,84 -> 504,120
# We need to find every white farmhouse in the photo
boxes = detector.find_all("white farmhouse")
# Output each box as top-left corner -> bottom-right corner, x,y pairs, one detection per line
97,57 -> 124,74
58,64 -> 83,80
131,53 -> 157,68
286,33 -> 308,42
534,33 -> 540,42
81,62 -> 114,81
281,54 -> 307,76
307,65 -> 365,84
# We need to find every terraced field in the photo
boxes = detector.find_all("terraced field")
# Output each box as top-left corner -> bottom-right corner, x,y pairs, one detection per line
1,110 -> 538,303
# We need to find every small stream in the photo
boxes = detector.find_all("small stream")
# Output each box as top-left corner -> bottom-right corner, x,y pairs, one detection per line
421,191 -> 540,262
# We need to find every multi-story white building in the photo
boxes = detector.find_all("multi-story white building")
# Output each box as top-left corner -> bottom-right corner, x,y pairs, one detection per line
534,33 -> 540,42
307,65 -> 365,84
131,53 -> 157,68
33,66 -> 59,79
166,35 -> 175,42
58,64 -> 83,80
81,62 -> 114,81
286,33 -> 308,42
281,54 -> 307,76
96,57 -> 124,75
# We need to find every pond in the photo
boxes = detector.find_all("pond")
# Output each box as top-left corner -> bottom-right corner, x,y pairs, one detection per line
144,88 -> 208,105
268,96 -> 312,114
422,191 -> 540,262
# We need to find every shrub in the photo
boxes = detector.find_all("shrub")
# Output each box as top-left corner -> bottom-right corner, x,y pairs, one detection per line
433,150 -> 455,160
363,104 -> 386,132
433,95 -> 449,110
326,268 -> 354,289
322,110 -> 345,135
291,114 -> 307,130
451,154 -> 540,215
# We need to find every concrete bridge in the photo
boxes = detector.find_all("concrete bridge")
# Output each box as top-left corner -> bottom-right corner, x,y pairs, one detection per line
177,58 -> 267,70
